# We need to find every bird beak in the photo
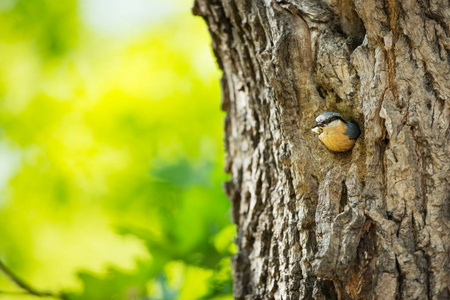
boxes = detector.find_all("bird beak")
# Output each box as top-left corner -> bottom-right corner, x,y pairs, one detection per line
311,125 -> 321,134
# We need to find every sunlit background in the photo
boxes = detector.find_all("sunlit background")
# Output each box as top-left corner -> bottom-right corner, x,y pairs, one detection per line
0,0 -> 234,299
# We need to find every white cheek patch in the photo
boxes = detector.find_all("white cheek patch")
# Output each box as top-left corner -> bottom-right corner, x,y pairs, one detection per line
327,120 -> 341,129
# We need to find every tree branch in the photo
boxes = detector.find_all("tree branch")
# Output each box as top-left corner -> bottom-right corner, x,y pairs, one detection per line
0,260 -> 66,299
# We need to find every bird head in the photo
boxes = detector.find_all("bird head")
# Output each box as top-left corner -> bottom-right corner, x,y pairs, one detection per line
311,112 -> 344,135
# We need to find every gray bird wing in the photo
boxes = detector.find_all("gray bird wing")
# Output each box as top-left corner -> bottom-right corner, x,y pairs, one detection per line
345,122 -> 361,140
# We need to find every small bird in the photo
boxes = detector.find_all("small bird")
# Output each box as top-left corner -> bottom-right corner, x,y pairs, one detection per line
311,112 -> 361,152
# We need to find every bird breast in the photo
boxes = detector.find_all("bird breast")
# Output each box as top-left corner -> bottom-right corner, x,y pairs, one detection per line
319,121 -> 356,152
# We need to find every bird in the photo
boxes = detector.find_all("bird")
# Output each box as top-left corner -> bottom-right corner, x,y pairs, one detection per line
311,112 -> 361,152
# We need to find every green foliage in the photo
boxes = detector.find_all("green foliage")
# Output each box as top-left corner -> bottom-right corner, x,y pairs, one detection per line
0,1 -> 234,299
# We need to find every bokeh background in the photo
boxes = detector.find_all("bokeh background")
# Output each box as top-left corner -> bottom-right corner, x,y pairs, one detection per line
0,0 -> 234,299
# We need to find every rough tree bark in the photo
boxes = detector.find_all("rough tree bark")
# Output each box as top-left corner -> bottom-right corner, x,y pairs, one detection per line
193,1 -> 449,299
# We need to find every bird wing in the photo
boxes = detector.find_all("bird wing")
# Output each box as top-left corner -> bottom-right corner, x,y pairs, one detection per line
345,122 -> 361,140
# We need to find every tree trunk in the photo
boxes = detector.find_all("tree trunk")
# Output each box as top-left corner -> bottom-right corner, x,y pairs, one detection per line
193,1 -> 449,299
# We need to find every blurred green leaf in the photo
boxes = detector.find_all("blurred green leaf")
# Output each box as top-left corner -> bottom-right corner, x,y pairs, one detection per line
0,0 -> 234,299
150,159 -> 213,189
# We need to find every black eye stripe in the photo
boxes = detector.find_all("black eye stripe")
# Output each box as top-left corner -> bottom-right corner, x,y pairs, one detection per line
318,116 -> 345,126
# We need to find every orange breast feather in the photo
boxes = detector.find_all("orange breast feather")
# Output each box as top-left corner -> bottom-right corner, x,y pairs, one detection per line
319,121 -> 356,152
